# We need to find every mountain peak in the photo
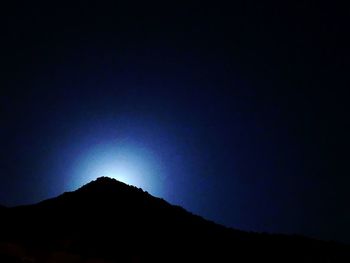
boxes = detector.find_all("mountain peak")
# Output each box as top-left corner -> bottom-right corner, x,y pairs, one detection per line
93,176 -> 123,185
90,176 -> 124,184
79,176 -> 130,191
72,176 -> 148,203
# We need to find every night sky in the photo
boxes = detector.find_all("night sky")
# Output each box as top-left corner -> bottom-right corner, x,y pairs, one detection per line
1,2 -> 349,243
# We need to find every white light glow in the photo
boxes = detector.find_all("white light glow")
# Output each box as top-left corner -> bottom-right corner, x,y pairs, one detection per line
68,141 -> 162,195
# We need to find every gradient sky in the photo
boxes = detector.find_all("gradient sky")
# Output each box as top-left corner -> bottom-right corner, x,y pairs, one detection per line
1,1 -> 349,243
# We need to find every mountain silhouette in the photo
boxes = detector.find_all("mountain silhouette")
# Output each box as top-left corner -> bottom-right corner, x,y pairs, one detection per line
0,177 -> 349,262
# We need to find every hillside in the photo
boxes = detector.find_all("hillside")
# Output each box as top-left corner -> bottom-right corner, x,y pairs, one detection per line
0,177 -> 348,262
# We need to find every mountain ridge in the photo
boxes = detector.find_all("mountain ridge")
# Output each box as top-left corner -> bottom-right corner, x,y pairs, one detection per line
1,177 -> 349,262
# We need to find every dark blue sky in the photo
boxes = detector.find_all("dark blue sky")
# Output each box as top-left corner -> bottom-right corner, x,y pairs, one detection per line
1,1 -> 349,243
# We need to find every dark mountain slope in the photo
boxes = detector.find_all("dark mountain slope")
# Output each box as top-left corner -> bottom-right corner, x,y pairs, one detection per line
1,177 -> 349,262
